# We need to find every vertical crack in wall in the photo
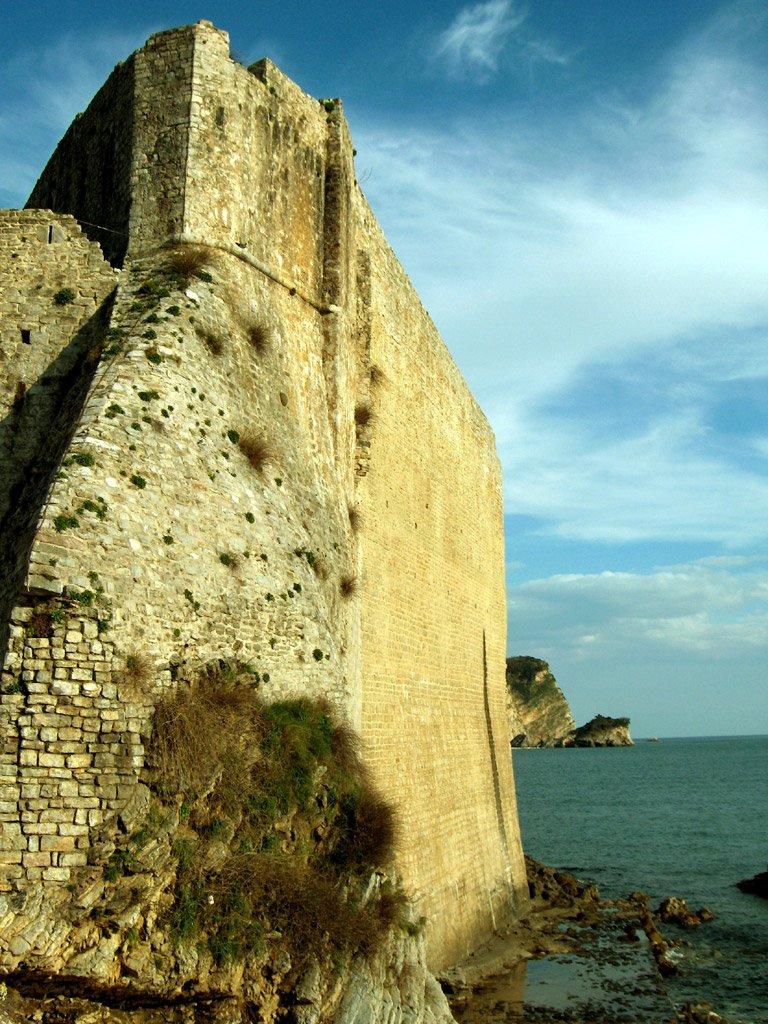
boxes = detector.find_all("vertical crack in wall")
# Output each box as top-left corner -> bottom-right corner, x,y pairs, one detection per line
482,629 -> 512,887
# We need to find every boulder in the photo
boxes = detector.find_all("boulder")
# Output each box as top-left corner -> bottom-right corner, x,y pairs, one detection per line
736,868 -> 768,898
656,896 -> 714,927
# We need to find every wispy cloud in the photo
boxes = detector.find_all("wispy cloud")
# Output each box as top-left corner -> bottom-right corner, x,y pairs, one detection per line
357,1 -> 768,548
433,1 -> 526,76
0,27 -> 153,206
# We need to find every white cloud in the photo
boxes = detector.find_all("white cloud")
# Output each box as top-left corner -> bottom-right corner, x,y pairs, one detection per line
355,2 -> 768,547
433,1 -> 526,76
507,560 -> 768,657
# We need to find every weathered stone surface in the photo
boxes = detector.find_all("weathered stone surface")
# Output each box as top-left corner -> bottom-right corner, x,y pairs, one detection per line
506,656 -> 575,747
0,17 -> 529,1013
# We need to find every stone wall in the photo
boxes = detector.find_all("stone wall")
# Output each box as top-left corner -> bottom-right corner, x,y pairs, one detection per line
0,211 -> 117,657
355,205 -> 527,965
2,21 -> 528,971
27,62 -> 135,265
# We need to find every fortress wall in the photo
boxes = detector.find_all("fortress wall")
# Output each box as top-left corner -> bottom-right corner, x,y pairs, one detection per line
19,249 -> 361,700
26,62 -> 136,265
0,211 -> 117,637
354,204 -> 528,967
1,22 -> 528,967
0,211 -> 118,892
0,212 -> 117,522
0,242 -> 364,918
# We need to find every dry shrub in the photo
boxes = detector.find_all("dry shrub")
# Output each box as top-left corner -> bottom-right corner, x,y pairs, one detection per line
246,323 -> 270,354
332,784 -> 400,871
374,880 -> 411,931
237,433 -> 273,474
206,854 -> 380,966
27,607 -> 52,638
369,364 -> 385,389
151,676 -> 267,799
348,505 -> 362,533
354,403 -> 374,429
120,652 -> 154,696
152,680 -> 406,966
165,245 -> 212,284
330,718 -> 363,775
201,331 -> 224,356
339,574 -> 358,600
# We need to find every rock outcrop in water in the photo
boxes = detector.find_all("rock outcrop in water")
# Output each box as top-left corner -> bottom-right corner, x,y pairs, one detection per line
507,658 -> 633,747
564,714 -> 634,747
736,868 -> 768,898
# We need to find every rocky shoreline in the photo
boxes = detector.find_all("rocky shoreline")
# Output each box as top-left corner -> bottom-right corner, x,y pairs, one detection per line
442,858 -> 721,1024
0,859 -> 724,1024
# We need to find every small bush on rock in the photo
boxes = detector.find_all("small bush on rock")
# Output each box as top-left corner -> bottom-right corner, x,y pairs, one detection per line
146,673 -> 403,968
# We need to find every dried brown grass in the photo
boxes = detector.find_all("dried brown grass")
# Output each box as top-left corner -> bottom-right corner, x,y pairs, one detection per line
120,652 -> 153,695
151,677 -> 267,799
246,323 -> 270,354
339,574 -> 358,600
165,245 -> 212,284
237,433 -> 273,474
354,403 -> 374,429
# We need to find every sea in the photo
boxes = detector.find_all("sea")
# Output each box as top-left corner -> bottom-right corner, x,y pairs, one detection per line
512,735 -> 768,1023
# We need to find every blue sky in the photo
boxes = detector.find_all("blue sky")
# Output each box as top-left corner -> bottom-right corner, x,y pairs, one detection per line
2,1 -> 767,737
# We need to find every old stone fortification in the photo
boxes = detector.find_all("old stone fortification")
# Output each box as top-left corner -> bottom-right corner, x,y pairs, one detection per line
0,20 -> 527,984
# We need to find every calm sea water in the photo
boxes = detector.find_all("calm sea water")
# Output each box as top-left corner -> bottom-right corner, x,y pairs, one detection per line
512,736 -> 768,1023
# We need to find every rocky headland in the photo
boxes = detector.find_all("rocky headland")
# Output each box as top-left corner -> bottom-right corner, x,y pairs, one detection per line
506,658 -> 633,747
505,658 -> 575,747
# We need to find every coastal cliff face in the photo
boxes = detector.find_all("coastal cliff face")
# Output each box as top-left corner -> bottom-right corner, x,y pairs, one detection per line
0,20 -> 528,1020
506,658 -> 633,747
505,657 -> 575,747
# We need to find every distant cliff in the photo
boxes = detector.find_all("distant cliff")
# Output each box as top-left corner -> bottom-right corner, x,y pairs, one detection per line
506,658 -> 633,747
506,657 -> 575,747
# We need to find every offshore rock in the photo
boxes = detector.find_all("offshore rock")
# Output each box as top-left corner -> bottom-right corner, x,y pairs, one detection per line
736,868 -> 768,898
560,714 -> 634,747
656,896 -> 715,927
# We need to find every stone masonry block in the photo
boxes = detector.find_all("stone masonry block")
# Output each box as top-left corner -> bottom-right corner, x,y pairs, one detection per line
40,835 -> 75,852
